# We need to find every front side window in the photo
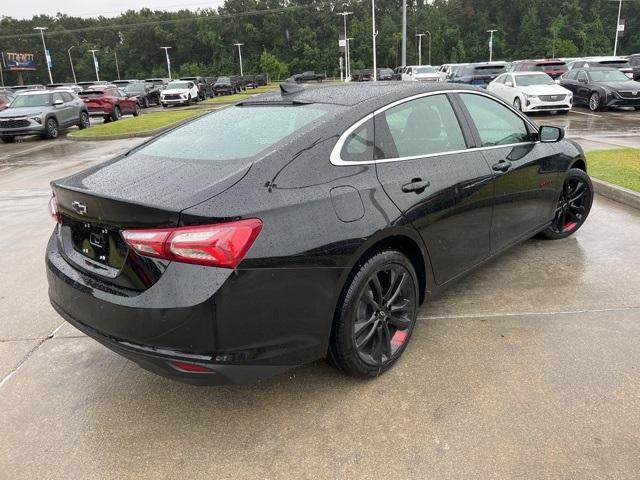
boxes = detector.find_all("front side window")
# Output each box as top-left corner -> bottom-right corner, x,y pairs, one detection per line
577,71 -> 588,83
375,94 -> 467,159
460,93 -> 530,147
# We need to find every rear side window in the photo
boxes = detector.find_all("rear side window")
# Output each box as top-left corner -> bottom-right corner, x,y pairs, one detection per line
341,118 -> 374,162
136,105 -> 327,161
375,94 -> 467,159
459,93 -> 529,147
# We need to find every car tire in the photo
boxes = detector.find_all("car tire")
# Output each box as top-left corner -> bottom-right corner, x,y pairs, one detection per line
513,97 -> 522,111
328,249 -> 419,378
111,106 -> 121,122
142,97 -> 149,108
43,117 -> 59,139
539,168 -> 593,240
162,103 -> 167,108
589,92 -> 601,111
103,116 -> 111,123
78,111 -> 90,129
0,136 -> 15,143
133,103 -> 141,117
186,96 -> 192,106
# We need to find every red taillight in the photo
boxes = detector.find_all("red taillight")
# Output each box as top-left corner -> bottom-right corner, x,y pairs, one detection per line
121,219 -> 263,268
49,194 -> 61,223
171,361 -> 212,373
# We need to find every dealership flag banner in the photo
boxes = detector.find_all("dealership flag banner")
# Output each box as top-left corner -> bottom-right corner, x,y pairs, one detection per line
45,49 -> 52,68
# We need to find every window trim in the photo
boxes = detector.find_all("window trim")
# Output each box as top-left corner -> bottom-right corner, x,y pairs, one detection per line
330,89 -> 539,166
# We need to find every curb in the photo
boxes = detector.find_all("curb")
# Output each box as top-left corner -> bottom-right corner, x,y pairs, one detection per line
592,177 -> 640,210
67,110 -> 209,142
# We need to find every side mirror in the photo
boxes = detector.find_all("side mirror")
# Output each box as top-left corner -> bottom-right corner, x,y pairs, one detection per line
505,80 -> 513,87
578,77 -> 587,84
539,125 -> 564,143
53,99 -> 63,106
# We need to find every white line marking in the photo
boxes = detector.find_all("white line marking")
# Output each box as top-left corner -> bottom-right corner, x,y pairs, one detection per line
418,306 -> 640,320
570,110 -> 601,117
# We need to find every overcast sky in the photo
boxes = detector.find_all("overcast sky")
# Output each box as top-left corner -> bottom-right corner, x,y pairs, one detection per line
4,0 -> 226,20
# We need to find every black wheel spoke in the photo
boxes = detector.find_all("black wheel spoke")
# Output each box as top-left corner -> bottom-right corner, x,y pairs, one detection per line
354,313 -> 377,337
355,318 -> 378,349
387,313 -> 411,331
381,323 -> 392,359
370,274 -> 383,304
386,272 -> 407,308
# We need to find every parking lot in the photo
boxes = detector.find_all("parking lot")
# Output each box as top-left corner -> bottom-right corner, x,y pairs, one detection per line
1,108 -> 639,478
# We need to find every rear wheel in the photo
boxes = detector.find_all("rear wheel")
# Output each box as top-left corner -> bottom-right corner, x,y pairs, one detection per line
43,118 -> 59,139
142,97 -> 149,108
539,168 -> 593,240
78,111 -> 90,129
589,92 -> 601,111
111,106 -> 121,122
329,249 -> 418,378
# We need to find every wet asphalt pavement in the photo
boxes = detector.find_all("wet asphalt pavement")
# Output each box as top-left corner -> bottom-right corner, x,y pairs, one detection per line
0,110 -> 639,479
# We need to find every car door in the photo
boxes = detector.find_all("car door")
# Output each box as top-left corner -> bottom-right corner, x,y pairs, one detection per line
456,92 -> 560,253
373,92 -> 494,285
559,70 -> 579,100
62,92 -> 80,124
575,70 -> 592,105
52,92 -> 73,125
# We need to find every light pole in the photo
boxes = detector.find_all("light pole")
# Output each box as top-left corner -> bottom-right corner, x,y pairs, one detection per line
346,38 -> 354,79
67,46 -> 77,84
88,49 -> 100,81
160,46 -> 172,79
614,0 -> 623,56
337,12 -> 353,82
114,49 -> 121,80
371,0 -> 377,81
416,33 -> 425,65
401,0 -> 407,66
234,43 -> 244,76
487,29 -> 498,62
425,30 -> 432,65
34,27 -> 53,84
552,29 -> 557,58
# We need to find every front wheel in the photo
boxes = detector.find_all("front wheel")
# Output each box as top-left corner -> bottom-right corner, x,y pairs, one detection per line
589,92 -> 601,111
43,118 -> 59,139
513,97 -> 522,111
186,96 -> 192,106
133,103 -> 141,117
328,249 -> 419,378
539,168 -> 593,240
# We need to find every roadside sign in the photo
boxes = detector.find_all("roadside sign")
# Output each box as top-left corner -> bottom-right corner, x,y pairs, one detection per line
618,19 -> 625,37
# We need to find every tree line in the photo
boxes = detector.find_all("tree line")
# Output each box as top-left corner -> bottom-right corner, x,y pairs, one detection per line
1,0 -> 639,85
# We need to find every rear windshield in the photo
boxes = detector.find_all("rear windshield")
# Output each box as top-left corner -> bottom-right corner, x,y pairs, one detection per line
10,94 -> 52,107
596,60 -> 630,68
78,90 -> 106,96
536,63 -> 566,71
135,105 -> 329,161
464,65 -> 505,76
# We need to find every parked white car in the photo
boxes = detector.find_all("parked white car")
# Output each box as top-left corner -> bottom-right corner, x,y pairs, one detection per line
401,65 -> 440,82
487,72 -> 573,114
437,63 -> 466,81
160,80 -> 200,107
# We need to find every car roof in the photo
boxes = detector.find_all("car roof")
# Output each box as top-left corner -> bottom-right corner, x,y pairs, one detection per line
510,71 -> 549,76
16,90 -> 51,96
251,82 -> 483,107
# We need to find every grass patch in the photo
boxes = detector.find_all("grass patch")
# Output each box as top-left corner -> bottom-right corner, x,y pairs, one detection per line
69,109 -> 202,139
586,148 -> 640,192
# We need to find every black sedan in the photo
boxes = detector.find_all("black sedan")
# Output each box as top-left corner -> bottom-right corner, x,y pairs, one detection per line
560,67 -> 640,111
122,82 -> 161,107
46,83 -> 592,385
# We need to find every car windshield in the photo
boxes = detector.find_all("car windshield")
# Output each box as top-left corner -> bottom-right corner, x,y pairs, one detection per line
416,67 -> 436,74
589,70 -> 630,82
167,82 -> 189,89
10,93 -> 52,107
473,65 -> 506,75
134,105 -> 329,161
124,84 -> 145,93
515,75 -> 555,86
379,69 -> 393,76
216,77 -> 231,84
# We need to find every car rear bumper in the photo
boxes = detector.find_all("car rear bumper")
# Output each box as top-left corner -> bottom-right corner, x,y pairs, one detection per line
46,231 -> 342,384
87,108 -> 112,116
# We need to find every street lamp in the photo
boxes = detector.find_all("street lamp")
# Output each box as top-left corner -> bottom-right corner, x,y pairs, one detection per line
337,11 -> 353,82
416,33 -> 425,65
114,49 -> 121,80
67,46 -> 77,84
88,49 -> 100,81
34,27 -> 53,84
234,43 -> 244,76
425,30 -> 432,66
401,0 -> 407,67
160,46 -> 172,80
487,29 -> 498,62
371,0 -> 377,81
607,0 -> 639,56
346,38 -> 354,79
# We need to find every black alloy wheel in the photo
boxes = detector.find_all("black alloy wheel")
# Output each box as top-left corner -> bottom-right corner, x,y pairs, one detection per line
540,168 -> 593,240
329,250 -> 418,377
589,92 -> 601,111
44,118 -> 59,139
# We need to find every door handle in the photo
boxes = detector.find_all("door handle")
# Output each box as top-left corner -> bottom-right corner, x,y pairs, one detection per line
401,178 -> 431,193
492,160 -> 512,172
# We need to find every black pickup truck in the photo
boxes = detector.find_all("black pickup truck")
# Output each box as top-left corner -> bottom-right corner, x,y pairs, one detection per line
293,71 -> 327,83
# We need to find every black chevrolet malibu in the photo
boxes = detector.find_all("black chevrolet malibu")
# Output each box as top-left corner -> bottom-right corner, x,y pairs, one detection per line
46,82 -> 593,384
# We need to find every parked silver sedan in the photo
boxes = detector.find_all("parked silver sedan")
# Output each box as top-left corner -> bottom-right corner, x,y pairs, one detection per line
0,90 -> 90,142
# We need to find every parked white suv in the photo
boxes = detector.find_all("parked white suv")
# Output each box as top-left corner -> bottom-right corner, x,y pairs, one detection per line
487,72 -> 573,114
160,81 -> 200,107
401,65 -> 440,82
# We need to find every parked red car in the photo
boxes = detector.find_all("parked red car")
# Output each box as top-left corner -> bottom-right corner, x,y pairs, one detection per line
79,87 -> 140,122
0,93 -> 14,111
511,59 -> 568,79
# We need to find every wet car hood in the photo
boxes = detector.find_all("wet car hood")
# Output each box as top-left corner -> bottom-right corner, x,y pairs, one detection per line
54,151 -> 253,213
519,84 -> 571,95
162,88 -> 191,95
596,81 -> 640,91
0,106 -> 48,118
